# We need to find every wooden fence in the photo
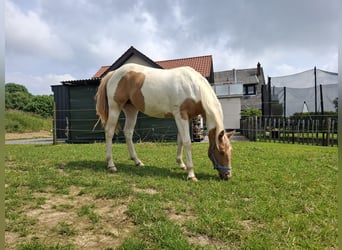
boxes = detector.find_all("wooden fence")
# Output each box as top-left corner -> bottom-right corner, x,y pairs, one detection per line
240,116 -> 338,146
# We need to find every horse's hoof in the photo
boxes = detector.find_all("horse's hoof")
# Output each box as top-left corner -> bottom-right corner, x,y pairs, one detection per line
179,164 -> 187,170
108,166 -> 117,173
188,176 -> 198,182
136,162 -> 144,167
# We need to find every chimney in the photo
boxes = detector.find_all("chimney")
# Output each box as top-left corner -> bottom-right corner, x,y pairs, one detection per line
257,62 -> 261,76
233,68 -> 237,84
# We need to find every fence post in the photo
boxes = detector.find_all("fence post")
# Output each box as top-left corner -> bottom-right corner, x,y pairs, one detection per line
326,117 -> 331,146
254,116 -> 258,141
53,102 -> 57,145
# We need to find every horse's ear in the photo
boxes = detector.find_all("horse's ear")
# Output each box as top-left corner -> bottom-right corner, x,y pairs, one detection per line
226,130 -> 235,139
219,130 -> 225,140
216,129 -> 225,150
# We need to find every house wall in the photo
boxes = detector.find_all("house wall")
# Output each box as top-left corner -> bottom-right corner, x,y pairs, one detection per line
241,93 -> 262,110
125,55 -> 155,67
218,97 -> 241,129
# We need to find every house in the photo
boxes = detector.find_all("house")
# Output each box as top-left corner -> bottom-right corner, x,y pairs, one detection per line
214,62 -> 265,110
51,46 -> 264,142
212,63 -> 266,128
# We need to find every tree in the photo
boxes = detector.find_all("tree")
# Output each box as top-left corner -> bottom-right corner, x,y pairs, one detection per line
24,95 -> 54,117
5,83 -> 32,110
5,82 -> 53,117
5,82 -> 30,94
333,97 -> 338,112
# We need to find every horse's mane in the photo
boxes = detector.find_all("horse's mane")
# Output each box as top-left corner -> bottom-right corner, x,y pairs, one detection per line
196,71 -> 225,145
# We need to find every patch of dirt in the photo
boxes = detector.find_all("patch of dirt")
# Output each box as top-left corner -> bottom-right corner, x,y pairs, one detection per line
167,209 -> 195,223
5,186 -> 135,249
5,131 -> 52,140
187,234 -> 225,249
132,185 -> 159,195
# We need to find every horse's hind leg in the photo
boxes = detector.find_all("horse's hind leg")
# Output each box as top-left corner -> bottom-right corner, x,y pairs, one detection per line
123,104 -> 144,166
105,106 -> 121,172
176,133 -> 186,170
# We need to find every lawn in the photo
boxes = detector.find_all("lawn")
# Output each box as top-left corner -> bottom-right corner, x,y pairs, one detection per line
5,142 -> 337,249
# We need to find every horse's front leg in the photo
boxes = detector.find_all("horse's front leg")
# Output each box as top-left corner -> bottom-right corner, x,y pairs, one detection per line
176,133 -> 186,170
174,117 -> 198,181
123,105 -> 144,167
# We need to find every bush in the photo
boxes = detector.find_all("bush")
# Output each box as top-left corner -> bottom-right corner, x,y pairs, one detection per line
5,83 -> 53,118
240,108 -> 262,118
5,84 -> 32,110
291,112 -> 337,119
24,95 -> 54,118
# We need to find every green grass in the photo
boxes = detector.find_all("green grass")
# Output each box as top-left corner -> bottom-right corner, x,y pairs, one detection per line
5,142 -> 337,249
5,109 -> 51,133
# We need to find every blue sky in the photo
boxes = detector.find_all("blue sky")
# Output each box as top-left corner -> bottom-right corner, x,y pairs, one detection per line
5,0 -> 339,94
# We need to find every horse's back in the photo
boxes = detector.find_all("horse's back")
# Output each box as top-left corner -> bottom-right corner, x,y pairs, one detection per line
106,63 -> 208,118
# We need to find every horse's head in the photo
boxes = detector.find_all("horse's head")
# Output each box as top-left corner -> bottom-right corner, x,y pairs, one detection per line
208,129 -> 234,180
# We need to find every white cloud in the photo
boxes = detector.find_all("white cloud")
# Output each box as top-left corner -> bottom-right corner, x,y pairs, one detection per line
4,0 -> 339,95
5,1 -> 73,60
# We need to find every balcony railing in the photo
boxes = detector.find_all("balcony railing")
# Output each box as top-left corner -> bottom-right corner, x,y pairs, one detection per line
211,83 -> 243,97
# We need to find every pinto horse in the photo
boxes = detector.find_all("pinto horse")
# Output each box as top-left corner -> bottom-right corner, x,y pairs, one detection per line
95,63 -> 234,181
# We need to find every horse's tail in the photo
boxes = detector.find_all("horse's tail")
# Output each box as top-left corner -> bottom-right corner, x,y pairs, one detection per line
95,71 -> 114,126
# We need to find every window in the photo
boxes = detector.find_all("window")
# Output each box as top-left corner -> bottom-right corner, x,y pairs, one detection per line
243,84 -> 256,95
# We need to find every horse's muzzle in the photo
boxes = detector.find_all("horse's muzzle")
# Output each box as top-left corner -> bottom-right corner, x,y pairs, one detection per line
219,170 -> 232,180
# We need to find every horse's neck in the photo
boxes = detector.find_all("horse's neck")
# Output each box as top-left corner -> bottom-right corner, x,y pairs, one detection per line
205,106 -> 224,133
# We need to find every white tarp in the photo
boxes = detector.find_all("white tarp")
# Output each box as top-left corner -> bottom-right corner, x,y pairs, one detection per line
270,68 -> 338,88
270,68 -> 338,116
273,84 -> 337,117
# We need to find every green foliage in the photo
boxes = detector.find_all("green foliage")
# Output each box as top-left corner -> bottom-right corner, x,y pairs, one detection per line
5,82 -> 53,117
240,108 -> 262,117
5,82 -> 30,94
24,95 -> 54,117
5,89 -> 32,110
333,97 -> 338,112
291,111 -> 338,119
5,109 -> 51,133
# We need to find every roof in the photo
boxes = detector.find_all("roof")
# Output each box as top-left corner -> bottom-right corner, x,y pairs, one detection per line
93,47 -> 213,80
93,46 -> 162,78
93,66 -> 109,78
156,55 -> 213,78
61,78 -> 100,85
214,65 -> 265,85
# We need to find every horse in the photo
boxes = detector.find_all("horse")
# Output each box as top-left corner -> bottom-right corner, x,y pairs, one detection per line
95,63 -> 234,181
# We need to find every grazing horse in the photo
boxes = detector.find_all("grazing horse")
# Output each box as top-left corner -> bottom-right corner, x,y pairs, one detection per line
95,63 -> 234,181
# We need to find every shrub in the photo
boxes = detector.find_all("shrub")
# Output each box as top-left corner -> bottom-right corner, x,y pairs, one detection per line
240,108 -> 262,118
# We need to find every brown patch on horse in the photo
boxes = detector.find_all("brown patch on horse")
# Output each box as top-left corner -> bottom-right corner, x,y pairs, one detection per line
208,128 -> 228,165
164,112 -> 174,118
208,128 -> 234,173
179,98 -> 205,120
114,71 -> 145,112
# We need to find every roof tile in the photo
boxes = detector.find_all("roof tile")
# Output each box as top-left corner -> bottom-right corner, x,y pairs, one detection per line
93,66 -> 110,78
156,55 -> 212,78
